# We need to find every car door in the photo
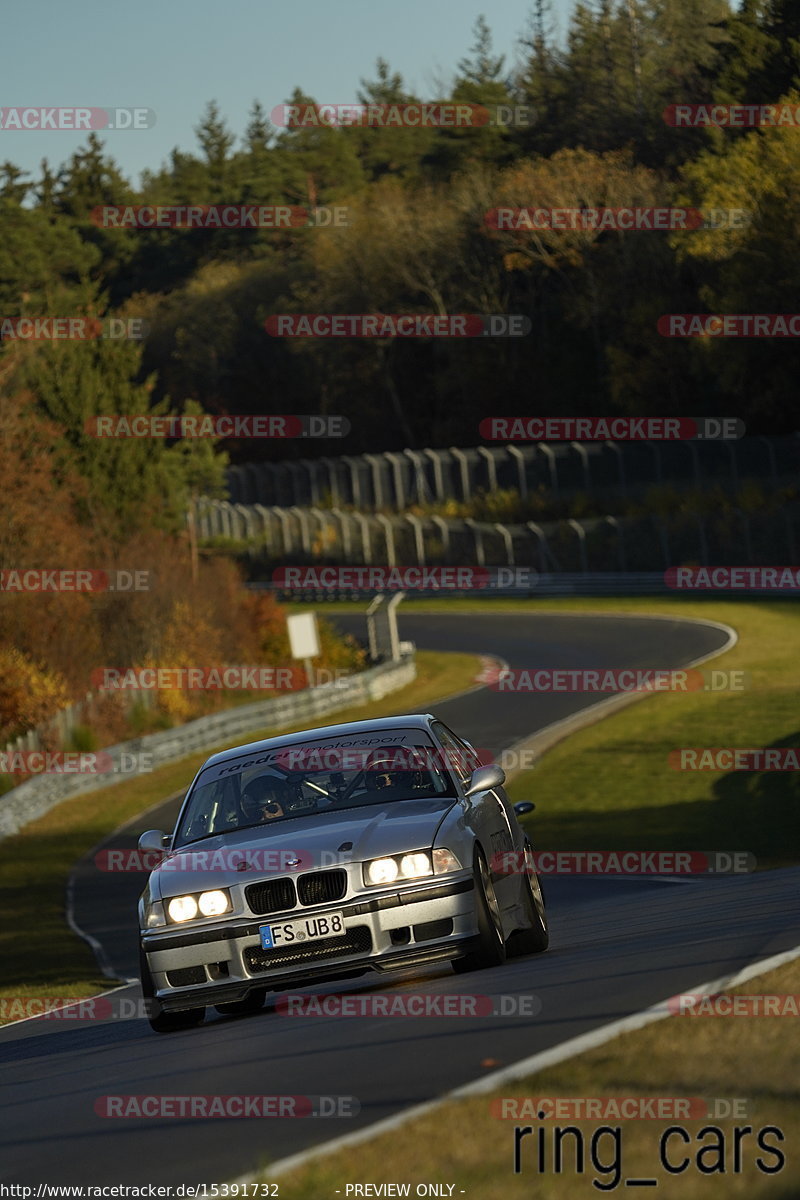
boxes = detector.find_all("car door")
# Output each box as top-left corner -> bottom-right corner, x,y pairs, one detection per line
432,722 -> 518,915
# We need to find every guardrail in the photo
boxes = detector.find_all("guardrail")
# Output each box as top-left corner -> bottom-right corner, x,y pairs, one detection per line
0,654 -> 416,844
195,497 -> 800,574
249,573 -> 800,600
225,435 -> 800,512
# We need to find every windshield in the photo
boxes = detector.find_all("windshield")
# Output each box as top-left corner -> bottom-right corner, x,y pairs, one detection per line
173,728 -> 460,847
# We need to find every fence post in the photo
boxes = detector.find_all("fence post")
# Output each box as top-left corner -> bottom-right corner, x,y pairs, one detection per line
568,519 -> 589,572
494,522 -> 514,566
450,447 -> 471,502
353,513 -> 372,562
375,514 -> 397,567
539,443 -> 559,492
477,446 -> 498,492
342,456 -> 363,508
288,506 -> 312,556
423,449 -> 447,502
269,506 -> 293,556
386,592 -> 406,661
571,442 -> 592,491
384,452 -> 406,511
364,454 -> 386,509
526,522 -> 553,572
405,515 -> 426,565
403,449 -> 431,505
465,518 -> 485,566
366,595 -> 384,662
331,508 -> 353,561
430,516 -> 451,560
507,446 -> 528,498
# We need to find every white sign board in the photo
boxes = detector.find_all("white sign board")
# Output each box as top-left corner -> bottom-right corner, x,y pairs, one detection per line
287,611 -> 321,660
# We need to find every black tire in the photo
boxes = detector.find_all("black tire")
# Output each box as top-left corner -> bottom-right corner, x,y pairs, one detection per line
139,946 -> 205,1033
453,850 -> 507,973
215,990 -> 267,1017
507,842 -> 549,957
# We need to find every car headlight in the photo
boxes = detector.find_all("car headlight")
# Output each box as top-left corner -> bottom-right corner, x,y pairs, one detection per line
400,852 -> 432,879
365,857 -> 399,885
198,890 -> 229,917
166,890 -> 232,923
363,851 -> 434,886
167,895 -> 198,923
432,848 -> 462,874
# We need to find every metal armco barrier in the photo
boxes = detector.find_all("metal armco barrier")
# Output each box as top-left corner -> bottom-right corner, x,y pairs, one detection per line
0,655 -> 416,843
225,435 -> 800,512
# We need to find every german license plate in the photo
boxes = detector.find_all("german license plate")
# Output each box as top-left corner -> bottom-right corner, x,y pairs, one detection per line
260,911 -> 345,950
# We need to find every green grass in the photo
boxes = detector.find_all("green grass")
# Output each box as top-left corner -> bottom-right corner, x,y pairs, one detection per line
267,956 -> 800,1200
0,649 -> 480,1008
505,600 -> 800,867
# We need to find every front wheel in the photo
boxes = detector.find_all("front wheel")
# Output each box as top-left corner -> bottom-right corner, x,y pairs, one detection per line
452,851 -> 507,973
507,842 -> 549,956
139,946 -> 205,1033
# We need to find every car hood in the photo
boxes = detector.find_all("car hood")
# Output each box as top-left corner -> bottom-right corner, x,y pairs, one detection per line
155,796 -> 458,896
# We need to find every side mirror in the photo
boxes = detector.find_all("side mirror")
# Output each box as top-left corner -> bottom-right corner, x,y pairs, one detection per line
514,801 -> 536,816
138,829 -> 170,853
464,763 -> 506,797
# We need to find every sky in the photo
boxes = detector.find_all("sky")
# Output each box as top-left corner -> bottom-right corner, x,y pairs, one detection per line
3,0 -> 574,187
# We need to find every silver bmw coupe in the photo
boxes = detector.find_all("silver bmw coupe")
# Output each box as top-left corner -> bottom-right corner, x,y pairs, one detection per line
138,713 -> 548,1032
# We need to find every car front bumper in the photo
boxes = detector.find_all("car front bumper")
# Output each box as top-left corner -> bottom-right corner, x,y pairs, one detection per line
141,874 -> 477,1012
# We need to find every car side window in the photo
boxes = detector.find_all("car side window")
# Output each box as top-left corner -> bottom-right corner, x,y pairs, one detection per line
432,723 -> 473,785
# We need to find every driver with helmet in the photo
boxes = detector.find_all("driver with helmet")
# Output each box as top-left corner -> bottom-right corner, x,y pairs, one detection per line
363,750 -> 429,795
241,775 -> 294,823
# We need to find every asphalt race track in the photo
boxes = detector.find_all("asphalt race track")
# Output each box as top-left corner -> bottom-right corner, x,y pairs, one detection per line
2,611 -> 798,1185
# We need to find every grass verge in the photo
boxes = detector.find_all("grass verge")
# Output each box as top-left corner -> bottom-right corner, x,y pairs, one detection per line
291,595 -> 800,866
504,599 -> 800,868
265,956 -> 800,1199
0,649 -> 480,1007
